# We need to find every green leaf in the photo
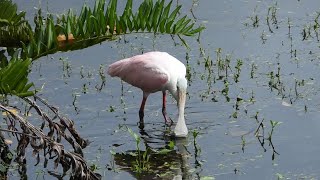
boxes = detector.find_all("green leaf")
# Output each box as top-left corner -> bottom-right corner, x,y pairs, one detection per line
270,120 -> 282,128
168,140 -> 175,149
158,0 -> 172,33
127,127 -> 140,143
0,57 -> 34,97
185,26 -> 205,36
66,13 -> 72,35
16,91 -> 34,97
155,148 -> 172,154
173,15 -> 187,33
161,0 -> 172,22
46,17 -> 54,50
175,18 -> 191,33
152,0 -> 164,31
119,16 -> 127,33
90,15 -> 99,36
200,176 -> 215,180
165,20 -> 174,33
182,23 -> 195,34
167,5 -> 181,22
127,16 -> 133,32
122,0 -> 132,17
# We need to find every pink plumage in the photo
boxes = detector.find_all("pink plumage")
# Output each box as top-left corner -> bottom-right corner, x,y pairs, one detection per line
107,51 -> 189,137
108,53 -> 167,93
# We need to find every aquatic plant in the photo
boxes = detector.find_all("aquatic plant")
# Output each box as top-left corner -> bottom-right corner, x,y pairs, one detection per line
125,127 -> 176,174
234,59 -> 243,83
1,0 -> 204,60
0,0 -> 31,47
127,127 -> 151,173
266,3 -> 279,33
255,118 -> 281,160
0,95 -> 100,179
0,53 -> 34,97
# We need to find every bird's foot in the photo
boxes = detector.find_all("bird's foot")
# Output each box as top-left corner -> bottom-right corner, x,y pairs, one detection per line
164,116 -> 173,126
138,121 -> 145,129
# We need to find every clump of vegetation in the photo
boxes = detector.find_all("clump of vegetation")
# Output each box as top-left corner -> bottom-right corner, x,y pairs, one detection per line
1,0 -> 204,60
109,127 -> 177,178
0,95 -> 100,179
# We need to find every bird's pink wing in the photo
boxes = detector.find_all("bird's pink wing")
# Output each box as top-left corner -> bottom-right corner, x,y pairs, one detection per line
108,55 -> 169,93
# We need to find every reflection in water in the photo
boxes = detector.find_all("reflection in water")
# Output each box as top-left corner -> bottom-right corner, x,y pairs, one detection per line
19,0 -> 320,178
255,119 -> 280,161
113,130 -> 192,179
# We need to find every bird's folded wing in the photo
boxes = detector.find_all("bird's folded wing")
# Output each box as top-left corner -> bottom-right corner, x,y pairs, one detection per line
108,58 -> 169,93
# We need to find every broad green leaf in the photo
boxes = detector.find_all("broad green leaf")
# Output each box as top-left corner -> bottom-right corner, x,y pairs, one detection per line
46,17 -> 54,50
0,58 -> 34,97
165,20 -> 174,33
119,16 -> 127,33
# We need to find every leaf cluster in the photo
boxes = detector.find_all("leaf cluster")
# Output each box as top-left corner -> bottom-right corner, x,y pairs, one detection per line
18,0 -> 204,59
0,0 -> 31,47
0,0 -> 26,26
0,51 -> 34,97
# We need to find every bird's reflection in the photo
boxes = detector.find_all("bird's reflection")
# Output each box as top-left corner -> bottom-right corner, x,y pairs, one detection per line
113,126 -> 192,179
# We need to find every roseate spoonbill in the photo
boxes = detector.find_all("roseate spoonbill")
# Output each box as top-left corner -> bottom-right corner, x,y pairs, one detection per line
107,51 -> 188,137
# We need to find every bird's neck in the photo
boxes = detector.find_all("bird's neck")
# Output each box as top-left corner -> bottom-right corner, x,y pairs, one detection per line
174,87 -> 188,137
178,90 -> 186,119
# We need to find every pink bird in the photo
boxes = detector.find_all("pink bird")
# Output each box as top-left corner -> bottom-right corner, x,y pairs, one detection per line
107,51 -> 188,137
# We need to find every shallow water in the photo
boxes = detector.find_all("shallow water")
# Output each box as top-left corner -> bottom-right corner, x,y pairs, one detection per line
9,0 -> 320,179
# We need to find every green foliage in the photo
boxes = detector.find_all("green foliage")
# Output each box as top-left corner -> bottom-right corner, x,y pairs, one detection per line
1,0 -> 205,59
0,54 -> 34,97
0,0 -> 26,26
21,0 -> 204,59
0,0 -> 31,47
21,10 -> 58,59
127,127 -> 150,173
125,0 -> 205,35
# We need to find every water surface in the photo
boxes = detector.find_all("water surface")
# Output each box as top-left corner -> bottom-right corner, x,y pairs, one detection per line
10,0 -> 320,179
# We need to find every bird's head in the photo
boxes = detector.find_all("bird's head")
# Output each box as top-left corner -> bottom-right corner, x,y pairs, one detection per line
174,77 -> 188,137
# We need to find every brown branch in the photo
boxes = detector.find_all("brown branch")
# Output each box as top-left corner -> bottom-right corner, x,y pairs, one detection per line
0,98 -> 100,179
0,128 -> 38,138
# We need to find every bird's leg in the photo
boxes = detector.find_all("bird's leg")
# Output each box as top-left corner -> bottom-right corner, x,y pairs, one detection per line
162,91 -> 173,126
139,92 -> 149,129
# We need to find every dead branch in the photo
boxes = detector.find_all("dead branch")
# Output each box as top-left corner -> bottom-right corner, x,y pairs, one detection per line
0,96 -> 101,180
